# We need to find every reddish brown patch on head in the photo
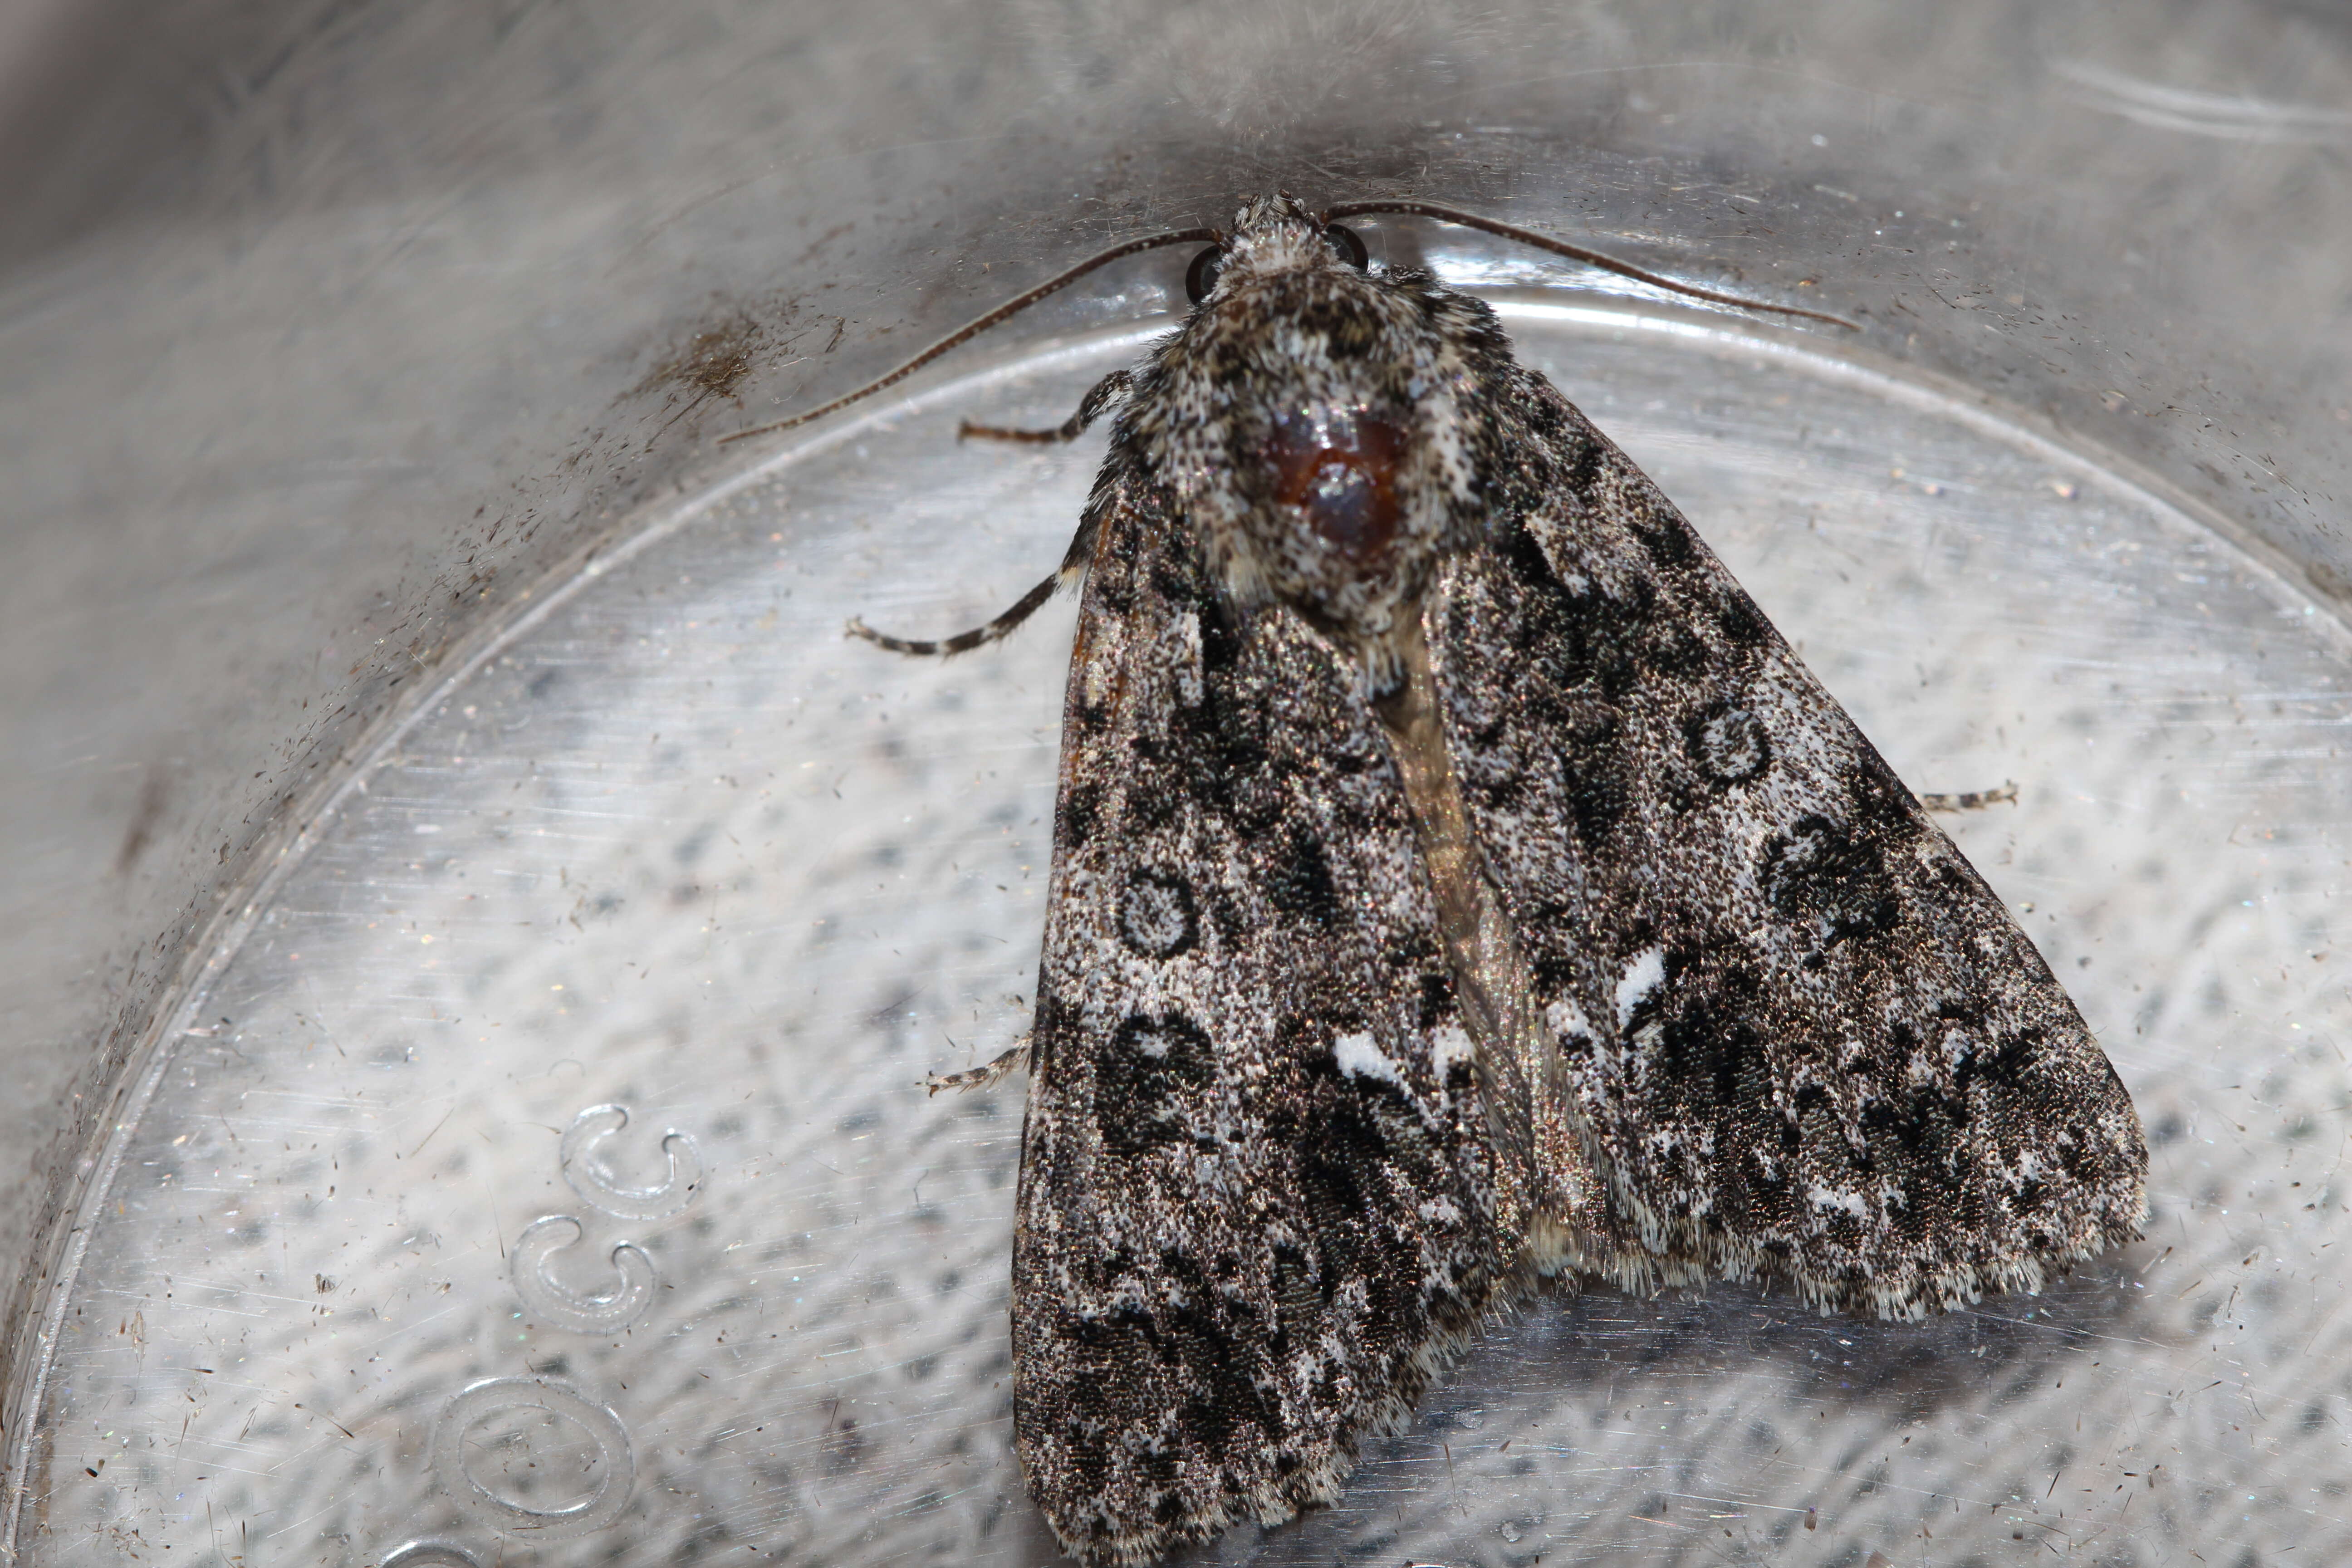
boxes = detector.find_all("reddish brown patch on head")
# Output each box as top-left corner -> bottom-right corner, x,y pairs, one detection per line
1266,412 -> 1407,567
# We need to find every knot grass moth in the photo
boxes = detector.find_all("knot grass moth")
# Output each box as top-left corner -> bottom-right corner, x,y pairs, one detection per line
727,193 -> 2146,1565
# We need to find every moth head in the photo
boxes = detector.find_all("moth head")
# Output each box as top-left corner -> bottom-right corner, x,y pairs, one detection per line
1184,193 -> 1369,307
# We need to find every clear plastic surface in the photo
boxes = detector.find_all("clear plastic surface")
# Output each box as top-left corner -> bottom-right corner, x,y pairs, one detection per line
20,250 -> 2352,1563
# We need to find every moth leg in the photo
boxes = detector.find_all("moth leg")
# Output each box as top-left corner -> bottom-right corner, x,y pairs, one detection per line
849,574 -> 1062,656
1918,779 -> 2019,813
848,497 -> 1104,656
959,369 -> 1133,444
924,1036 -> 1031,1095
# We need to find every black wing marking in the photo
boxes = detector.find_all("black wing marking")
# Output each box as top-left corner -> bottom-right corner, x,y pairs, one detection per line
1011,456 -> 1508,1565
1437,371 -> 2147,1319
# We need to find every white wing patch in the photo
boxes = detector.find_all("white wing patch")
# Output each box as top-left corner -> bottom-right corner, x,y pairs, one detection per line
1333,1031 -> 1409,1094
1614,945 -> 1667,1030
1545,998 -> 1596,1047
1169,609 -> 1204,707
1429,1024 -> 1476,1082
1807,1184 -> 1871,1220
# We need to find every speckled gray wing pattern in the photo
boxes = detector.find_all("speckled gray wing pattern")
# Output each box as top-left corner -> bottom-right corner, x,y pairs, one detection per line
1435,368 -> 2148,1318
963,195 -> 2145,1564
1011,456 -> 1507,1565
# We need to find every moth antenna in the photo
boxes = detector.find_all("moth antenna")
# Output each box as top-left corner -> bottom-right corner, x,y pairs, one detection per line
718,225 -> 1218,446
1321,199 -> 1861,331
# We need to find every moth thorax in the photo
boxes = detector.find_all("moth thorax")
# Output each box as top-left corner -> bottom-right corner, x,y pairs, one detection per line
1269,408 -> 1404,569
1211,402 -> 1448,665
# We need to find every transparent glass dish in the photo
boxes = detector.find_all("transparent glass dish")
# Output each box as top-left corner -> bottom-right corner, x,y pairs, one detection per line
16,239 -> 2350,1564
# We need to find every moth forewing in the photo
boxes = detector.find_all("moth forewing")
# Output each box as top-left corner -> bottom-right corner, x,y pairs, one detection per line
1426,400 -> 2148,1321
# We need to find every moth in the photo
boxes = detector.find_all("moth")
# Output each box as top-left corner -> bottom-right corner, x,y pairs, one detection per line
727,194 -> 2148,1565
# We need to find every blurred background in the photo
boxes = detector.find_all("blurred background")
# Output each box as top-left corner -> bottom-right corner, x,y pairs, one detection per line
3,2 -> 2350,1563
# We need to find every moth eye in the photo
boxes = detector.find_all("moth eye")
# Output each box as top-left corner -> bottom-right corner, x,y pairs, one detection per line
1323,224 -> 1369,271
1185,246 -> 1227,305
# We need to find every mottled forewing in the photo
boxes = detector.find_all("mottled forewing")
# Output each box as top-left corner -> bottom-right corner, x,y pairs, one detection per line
1440,371 -> 2146,1318
1013,461 -> 1503,1564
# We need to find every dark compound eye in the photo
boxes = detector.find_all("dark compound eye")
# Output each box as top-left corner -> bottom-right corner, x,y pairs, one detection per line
1185,245 -> 1226,305
1323,224 -> 1368,270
